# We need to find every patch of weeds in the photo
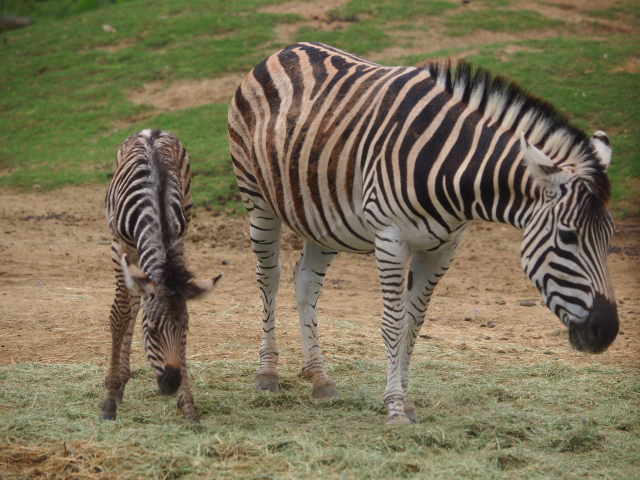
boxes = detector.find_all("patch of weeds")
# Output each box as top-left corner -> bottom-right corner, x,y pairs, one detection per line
444,9 -> 564,36
295,23 -> 391,56
266,439 -> 300,453
327,0 -> 459,21
587,1 -> 640,25
249,390 -> 303,408
491,450 -> 530,470
409,430 -> 453,449
548,427 -> 606,453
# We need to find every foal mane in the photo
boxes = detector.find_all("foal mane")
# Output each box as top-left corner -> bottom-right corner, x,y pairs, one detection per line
147,132 -> 196,295
426,61 -> 611,204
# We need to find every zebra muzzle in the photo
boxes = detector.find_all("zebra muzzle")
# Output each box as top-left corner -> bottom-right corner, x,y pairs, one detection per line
568,293 -> 619,354
158,365 -> 182,394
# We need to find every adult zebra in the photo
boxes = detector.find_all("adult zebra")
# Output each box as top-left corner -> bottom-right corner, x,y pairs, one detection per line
101,129 -> 221,422
228,42 -> 619,425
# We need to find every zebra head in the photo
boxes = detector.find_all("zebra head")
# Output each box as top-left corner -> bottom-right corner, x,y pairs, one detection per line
120,254 -> 221,393
519,132 -> 619,354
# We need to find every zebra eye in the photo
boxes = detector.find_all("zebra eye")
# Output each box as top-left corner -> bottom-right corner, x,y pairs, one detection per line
559,229 -> 578,245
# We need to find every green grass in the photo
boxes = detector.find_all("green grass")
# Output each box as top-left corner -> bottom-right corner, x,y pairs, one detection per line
1,0 -> 129,22
443,9 -> 564,36
1,353 -> 638,479
0,0 -> 638,216
327,0 -> 459,22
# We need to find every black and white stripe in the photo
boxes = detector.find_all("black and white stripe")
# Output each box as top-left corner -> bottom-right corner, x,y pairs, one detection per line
101,129 -> 220,422
228,42 -> 619,424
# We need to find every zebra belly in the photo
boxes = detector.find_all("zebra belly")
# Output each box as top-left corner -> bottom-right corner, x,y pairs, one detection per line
277,200 -> 376,253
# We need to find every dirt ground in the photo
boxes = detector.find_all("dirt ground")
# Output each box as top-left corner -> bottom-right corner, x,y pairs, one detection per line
0,186 -> 638,373
1,0 -> 638,376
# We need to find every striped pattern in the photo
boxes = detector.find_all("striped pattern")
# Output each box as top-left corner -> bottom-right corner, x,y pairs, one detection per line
228,42 -> 618,424
101,129 -> 218,422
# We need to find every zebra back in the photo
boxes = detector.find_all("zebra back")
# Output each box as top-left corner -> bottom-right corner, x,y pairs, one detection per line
106,129 -> 193,287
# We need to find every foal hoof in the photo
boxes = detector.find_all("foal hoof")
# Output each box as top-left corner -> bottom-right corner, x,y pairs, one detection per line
255,373 -> 280,393
99,411 -> 117,421
385,414 -> 414,426
312,381 -> 338,399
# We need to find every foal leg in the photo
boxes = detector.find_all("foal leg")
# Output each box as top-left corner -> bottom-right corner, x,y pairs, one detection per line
250,206 -> 283,393
293,241 -> 338,398
101,244 -> 140,420
176,336 -> 198,422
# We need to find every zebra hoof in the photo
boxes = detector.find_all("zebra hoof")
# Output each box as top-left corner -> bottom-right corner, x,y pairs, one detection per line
312,381 -> 338,399
385,414 -> 413,426
99,411 -> 117,421
255,373 -> 280,393
403,401 -> 420,424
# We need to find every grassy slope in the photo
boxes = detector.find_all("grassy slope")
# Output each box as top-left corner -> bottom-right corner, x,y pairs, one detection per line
0,0 -> 639,215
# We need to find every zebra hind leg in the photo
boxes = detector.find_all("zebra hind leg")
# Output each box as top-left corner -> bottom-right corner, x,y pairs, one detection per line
293,240 -> 339,398
250,208 -> 283,393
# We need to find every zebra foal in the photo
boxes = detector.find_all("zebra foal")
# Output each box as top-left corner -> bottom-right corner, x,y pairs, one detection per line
101,129 -> 221,422
228,42 -> 619,425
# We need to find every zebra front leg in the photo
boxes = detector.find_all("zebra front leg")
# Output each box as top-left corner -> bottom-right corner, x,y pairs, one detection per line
115,297 -> 139,403
294,241 -> 339,398
399,241 -> 462,424
375,233 -> 413,425
176,342 -> 198,422
101,277 -> 139,420
251,210 -> 283,393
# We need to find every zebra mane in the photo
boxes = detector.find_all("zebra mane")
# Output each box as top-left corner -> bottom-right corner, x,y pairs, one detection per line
426,61 -> 610,203
149,140 -> 195,296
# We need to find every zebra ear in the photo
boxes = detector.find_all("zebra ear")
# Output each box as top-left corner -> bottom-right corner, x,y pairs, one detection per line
184,273 -> 223,300
120,254 -> 156,297
591,131 -> 611,170
520,133 -> 565,190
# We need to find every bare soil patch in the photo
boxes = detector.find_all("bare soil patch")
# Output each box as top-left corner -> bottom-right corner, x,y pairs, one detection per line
0,186 -> 638,373
127,74 -> 246,111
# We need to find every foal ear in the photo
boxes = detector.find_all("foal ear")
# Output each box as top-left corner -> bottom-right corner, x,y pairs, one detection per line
184,273 -> 223,300
590,131 -> 611,170
120,254 -> 155,297
520,133 -> 566,190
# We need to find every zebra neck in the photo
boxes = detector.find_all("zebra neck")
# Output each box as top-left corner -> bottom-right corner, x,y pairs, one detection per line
424,127 -> 535,231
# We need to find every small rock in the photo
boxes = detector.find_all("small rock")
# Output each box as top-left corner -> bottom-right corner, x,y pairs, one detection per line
517,299 -> 539,307
487,321 -> 495,328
